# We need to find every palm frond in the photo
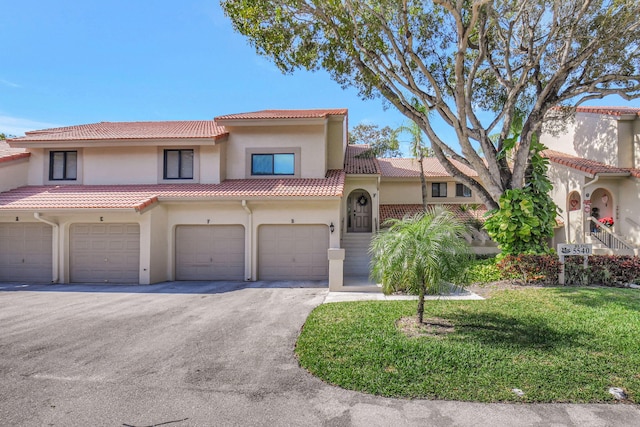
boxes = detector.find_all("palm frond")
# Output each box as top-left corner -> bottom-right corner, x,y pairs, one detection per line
369,207 -> 472,298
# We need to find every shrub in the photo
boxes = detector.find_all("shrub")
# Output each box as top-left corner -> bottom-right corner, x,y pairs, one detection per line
461,257 -> 502,284
484,139 -> 558,257
497,254 -> 560,285
496,254 -> 640,287
565,255 -> 640,286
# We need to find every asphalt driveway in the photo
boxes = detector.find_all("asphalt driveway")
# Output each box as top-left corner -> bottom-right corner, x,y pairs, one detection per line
0,281 -> 638,426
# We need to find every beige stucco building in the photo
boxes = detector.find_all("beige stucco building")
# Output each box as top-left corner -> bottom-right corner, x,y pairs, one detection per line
0,109 -> 494,290
541,107 -> 640,254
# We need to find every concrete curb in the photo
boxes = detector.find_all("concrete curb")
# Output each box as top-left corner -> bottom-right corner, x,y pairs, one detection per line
324,291 -> 484,303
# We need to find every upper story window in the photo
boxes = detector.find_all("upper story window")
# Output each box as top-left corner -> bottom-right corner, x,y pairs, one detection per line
164,149 -> 194,179
432,182 -> 447,198
49,151 -> 77,181
251,153 -> 295,176
456,183 -> 472,197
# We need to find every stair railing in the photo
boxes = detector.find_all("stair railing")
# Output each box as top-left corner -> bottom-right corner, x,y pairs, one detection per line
587,216 -> 633,250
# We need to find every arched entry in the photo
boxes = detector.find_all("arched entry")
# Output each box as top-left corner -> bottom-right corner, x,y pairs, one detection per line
347,189 -> 372,233
590,188 -> 613,224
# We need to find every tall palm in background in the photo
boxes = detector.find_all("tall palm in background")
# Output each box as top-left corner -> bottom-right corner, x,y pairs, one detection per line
397,121 -> 432,210
370,207 -> 472,323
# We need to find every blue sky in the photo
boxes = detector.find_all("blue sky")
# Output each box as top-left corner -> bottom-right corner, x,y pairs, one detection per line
1,1 -> 405,136
2,0 -> 639,155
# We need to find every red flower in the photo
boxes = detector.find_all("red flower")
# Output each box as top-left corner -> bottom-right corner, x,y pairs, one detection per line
599,217 -> 614,226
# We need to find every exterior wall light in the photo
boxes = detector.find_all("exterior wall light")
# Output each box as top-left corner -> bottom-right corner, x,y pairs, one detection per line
330,222 -> 335,233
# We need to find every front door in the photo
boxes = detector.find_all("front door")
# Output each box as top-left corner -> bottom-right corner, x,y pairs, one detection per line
348,190 -> 372,232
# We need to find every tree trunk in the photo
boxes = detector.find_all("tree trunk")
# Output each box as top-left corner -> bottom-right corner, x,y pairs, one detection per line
417,285 -> 425,324
418,154 -> 428,211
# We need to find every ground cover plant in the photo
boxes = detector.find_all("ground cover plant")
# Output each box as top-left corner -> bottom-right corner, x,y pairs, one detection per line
461,257 -> 502,285
296,287 -> 640,402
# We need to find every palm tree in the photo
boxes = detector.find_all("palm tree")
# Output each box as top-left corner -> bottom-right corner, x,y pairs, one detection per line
369,207 -> 472,324
397,121 -> 433,210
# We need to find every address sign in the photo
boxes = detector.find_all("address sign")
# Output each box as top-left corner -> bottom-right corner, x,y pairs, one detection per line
557,244 -> 593,256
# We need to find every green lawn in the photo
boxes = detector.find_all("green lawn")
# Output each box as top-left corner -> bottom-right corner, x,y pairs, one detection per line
296,287 -> 640,402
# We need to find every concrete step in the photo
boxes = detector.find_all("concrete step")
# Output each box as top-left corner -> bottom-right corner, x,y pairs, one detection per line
341,233 -> 374,276
344,263 -> 370,276
344,267 -> 370,276
343,251 -> 371,263
342,276 -> 382,293
341,233 -> 373,242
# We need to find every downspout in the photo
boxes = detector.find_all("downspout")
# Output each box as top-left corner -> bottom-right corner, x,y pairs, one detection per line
376,175 -> 381,232
583,175 -> 600,191
582,175 -> 600,242
565,179 -> 571,243
241,200 -> 252,281
34,212 -> 59,283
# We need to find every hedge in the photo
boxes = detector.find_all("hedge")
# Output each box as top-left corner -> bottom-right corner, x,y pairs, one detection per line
496,254 -> 640,286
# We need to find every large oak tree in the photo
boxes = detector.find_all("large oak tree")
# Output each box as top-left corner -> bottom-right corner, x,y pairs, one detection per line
222,0 -> 640,209
348,123 -> 402,157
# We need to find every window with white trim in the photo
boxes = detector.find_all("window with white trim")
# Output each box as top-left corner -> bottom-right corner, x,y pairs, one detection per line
456,183 -> 472,197
251,153 -> 295,176
164,149 -> 194,179
432,182 -> 447,198
49,151 -> 77,181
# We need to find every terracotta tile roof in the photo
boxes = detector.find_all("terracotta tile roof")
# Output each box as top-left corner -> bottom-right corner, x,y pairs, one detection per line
543,150 -> 631,177
159,170 -> 345,198
7,121 -> 228,143
379,157 -> 478,178
627,169 -> 640,179
344,144 -> 380,174
0,170 -> 345,211
445,204 -> 489,223
380,203 -> 488,225
575,106 -> 640,117
215,109 -> 348,121
0,186 -> 160,211
379,204 -> 424,224
0,141 -> 30,164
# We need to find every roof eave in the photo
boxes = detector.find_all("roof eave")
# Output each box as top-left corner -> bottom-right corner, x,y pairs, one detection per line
0,153 -> 31,164
215,117 -> 330,127
158,195 -> 343,203
8,136 -> 226,148
1,207 -> 142,214
345,173 -> 380,177
594,172 -> 631,178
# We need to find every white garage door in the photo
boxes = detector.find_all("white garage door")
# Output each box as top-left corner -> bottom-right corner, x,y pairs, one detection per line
258,225 -> 329,280
175,225 -> 245,281
0,223 -> 52,282
70,223 -> 140,283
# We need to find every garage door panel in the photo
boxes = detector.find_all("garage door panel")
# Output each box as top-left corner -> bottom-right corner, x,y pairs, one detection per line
0,223 -> 53,282
175,225 -> 245,281
92,241 -> 107,250
258,225 -> 329,281
107,224 -> 124,233
72,240 -> 89,250
73,224 -> 91,234
24,240 -> 43,252
70,223 -> 140,284
26,253 -> 49,264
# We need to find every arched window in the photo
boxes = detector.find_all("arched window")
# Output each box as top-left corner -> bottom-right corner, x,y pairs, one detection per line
568,191 -> 581,211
